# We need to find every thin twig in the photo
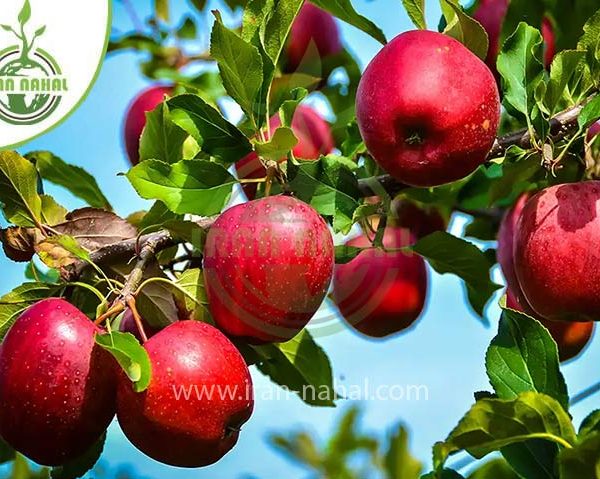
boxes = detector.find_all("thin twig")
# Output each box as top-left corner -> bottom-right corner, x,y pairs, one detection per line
356,101 -> 587,197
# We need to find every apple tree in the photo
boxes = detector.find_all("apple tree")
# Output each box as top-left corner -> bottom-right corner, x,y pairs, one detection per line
0,0 -> 600,477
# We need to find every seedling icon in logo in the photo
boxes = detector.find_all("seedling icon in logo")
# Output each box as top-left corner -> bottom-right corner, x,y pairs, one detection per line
0,0 -> 68,125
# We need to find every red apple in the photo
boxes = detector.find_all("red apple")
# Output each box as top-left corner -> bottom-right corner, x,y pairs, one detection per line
472,0 -> 509,77
203,195 -> 334,343
117,321 -> 253,467
356,30 -> 500,187
123,85 -> 173,165
236,105 -> 334,200
541,17 -> 556,67
332,227 -> 427,338
514,181 -> 600,322
499,194 -> 594,361
285,2 -> 342,73
473,0 -> 555,76
506,289 -> 594,362
0,298 -> 116,466
497,193 -> 530,305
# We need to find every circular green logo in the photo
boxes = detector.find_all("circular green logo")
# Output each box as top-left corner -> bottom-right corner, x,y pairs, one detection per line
0,46 -> 64,125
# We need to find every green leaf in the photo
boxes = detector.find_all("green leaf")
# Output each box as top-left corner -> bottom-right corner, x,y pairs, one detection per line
210,15 -> 265,128
35,235 -> 91,269
175,268 -> 210,321
440,0 -> 488,60
467,459 -> 519,479
27,151 -> 112,210
253,329 -> 336,407
545,50 -> 586,114
176,16 -> 197,39
287,155 -> 360,233
463,217 -> 496,241
168,94 -> 252,164
351,201 -> 379,223
334,244 -> 366,264
18,0 -> 31,25
341,120 -> 366,159
401,0 -> 426,29
558,432 -> 600,479
497,23 -> 546,131
154,0 -> 169,21
24,261 -> 59,283
385,425 -> 423,479
433,392 -> 577,469
310,0 -> 386,45
269,74 -> 319,114
0,150 -> 42,227
126,159 -> 236,216
577,8 -> 600,82
486,307 -> 568,479
95,331 -> 152,392
40,195 -> 68,226
410,232 -> 501,316
138,101 -> 188,165
270,432 -> 322,468
487,150 -> 539,206
578,95 -> 600,130
263,0 -> 304,65
138,201 -> 183,230
162,219 -> 206,250
486,307 -> 569,409
50,432 -> 105,479
243,0 -> 304,68
253,127 -> 298,160
279,87 -> 308,127
579,410 -> 600,439
0,282 -> 61,339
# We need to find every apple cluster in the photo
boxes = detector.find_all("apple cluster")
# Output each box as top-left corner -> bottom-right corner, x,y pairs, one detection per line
3,0 -> 598,472
0,299 -> 253,468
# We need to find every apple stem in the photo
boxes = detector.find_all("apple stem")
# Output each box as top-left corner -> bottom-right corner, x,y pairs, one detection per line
94,302 -> 125,326
126,297 -> 148,343
405,131 -> 423,145
238,177 -> 268,184
93,232 -> 167,331
264,162 -> 278,197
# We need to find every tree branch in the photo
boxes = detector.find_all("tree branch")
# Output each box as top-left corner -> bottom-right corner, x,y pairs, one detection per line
357,102 -> 586,197
58,102 -> 589,281
61,218 -> 214,282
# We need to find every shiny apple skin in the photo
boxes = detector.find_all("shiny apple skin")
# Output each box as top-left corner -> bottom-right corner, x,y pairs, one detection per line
514,181 -> 600,322
285,2 -> 342,73
333,227 -> 427,338
203,196 -> 334,343
356,30 -> 500,187
116,321 -> 253,467
0,298 -> 116,466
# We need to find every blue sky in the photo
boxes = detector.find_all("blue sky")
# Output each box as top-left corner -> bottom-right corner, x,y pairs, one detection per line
1,0 -> 599,477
